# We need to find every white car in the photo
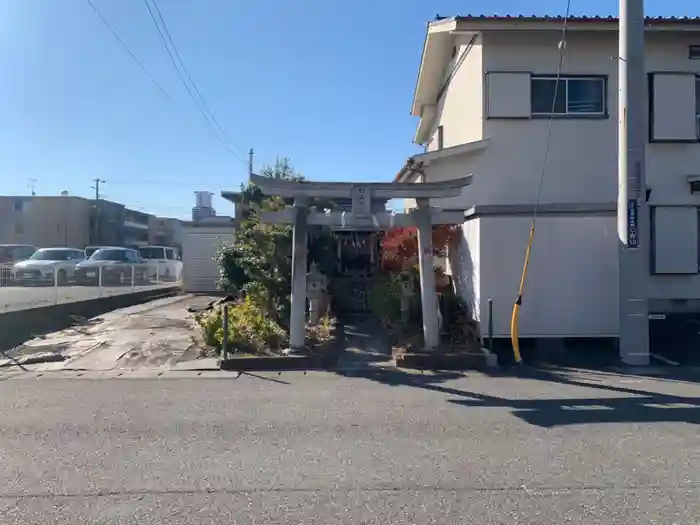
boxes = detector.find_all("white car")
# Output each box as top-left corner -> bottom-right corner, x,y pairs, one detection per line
138,245 -> 183,282
12,247 -> 86,285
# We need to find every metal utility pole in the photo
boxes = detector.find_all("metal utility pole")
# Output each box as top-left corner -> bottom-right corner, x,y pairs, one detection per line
91,178 -> 106,200
91,178 -> 106,244
618,0 -> 649,366
248,148 -> 254,177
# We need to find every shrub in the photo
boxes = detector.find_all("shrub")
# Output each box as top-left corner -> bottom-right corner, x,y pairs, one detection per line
194,310 -> 223,349
194,296 -> 288,354
367,276 -> 403,328
440,294 -> 481,349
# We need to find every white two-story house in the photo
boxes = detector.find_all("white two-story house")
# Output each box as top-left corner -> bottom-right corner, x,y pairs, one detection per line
398,15 -> 700,356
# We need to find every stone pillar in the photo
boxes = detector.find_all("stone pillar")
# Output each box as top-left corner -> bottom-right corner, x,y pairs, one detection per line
414,198 -> 440,351
288,199 -> 309,353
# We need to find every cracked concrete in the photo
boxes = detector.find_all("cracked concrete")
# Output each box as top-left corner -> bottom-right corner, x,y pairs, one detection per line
0,295 -> 215,371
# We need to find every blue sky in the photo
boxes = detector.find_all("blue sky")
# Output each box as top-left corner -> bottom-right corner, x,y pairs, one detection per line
0,0 -> 695,219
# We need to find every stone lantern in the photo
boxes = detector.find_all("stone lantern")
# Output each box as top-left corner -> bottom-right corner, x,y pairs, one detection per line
306,262 -> 329,324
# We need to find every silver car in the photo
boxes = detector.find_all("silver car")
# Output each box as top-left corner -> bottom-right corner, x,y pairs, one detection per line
12,248 -> 86,286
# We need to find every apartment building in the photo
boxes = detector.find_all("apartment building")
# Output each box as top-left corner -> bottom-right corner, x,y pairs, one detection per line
0,196 -> 92,248
149,216 -> 184,251
0,195 -> 182,250
398,15 -> 700,354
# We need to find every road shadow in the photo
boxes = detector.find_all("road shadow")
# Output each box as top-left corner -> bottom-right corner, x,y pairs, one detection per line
336,366 -> 700,427
331,315 -> 700,427
335,316 -> 394,369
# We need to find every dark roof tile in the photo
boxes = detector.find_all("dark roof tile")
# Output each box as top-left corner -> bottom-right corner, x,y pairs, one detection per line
454,15 -> 700,23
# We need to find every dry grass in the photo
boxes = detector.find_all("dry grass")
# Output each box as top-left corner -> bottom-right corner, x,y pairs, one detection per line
306,313 -> 337,352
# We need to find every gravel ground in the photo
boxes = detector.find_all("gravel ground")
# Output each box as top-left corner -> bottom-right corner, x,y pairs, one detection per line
0,368 -> 699,523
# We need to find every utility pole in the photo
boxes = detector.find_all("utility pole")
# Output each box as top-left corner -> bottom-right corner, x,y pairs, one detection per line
90,178 -> 106,244
248,148 -> 254,177
618,0 -> 649,366
27,178 -> 37,196
91,178 -> 106,200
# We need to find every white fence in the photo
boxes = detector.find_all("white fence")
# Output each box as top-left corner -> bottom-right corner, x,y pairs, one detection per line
0,263 -> 182,314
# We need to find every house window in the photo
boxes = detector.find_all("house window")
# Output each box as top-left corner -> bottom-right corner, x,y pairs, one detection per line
531,76 -> 606,116
690,45 -> 700,59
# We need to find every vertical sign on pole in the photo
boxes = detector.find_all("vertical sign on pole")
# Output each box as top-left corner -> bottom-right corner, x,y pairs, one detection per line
627,198 -> 639,248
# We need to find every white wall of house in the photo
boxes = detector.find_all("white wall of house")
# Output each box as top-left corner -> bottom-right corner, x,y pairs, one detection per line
482,30 -> 700,206
425,34 -> 485,152
410,25 -> 700,335
449,212 -> 619,338
411,25 -> 700,334
423,31 -> 700,208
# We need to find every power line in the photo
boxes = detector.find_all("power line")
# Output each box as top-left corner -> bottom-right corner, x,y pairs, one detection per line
510,0 -> 573,365
142,0 -> 246,163
86,0 -> 245,163
150,0 -> 245,161
128,202 -> 193,210
105,179 -> 228,188
85,0 -> 174,104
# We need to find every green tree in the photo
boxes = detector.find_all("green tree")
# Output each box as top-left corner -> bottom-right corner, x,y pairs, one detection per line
217,157 -> 339,328
216,158 -> 299,327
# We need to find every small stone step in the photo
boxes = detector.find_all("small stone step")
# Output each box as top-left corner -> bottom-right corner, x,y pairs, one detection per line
394,351 -> 490,371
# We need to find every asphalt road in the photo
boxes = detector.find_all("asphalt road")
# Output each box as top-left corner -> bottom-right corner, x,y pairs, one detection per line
0,369 -> 699,523
0,284 -> 178,313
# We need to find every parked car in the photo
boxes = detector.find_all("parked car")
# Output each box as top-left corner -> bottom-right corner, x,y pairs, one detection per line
138,245 -> 183,281
0,244 -> 37,285
74,247 -> 148,286
0,244 -> 37,268
11,247 -> 85,285
84,245 -> 108,258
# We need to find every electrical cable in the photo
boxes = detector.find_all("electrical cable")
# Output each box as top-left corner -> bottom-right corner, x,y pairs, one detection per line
85,0 -> 174,104
510,0 -> 573,365
106,178 -> 222,187
142,0 -> 246,163
86,0 -> 246,164
149,0 -> 244,161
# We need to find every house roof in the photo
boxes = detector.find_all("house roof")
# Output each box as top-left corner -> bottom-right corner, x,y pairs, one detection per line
394,139 -> 489,182
411,14 -> 700,118
454,15 -> 700,24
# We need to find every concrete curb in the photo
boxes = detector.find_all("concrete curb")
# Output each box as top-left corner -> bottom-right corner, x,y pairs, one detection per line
393,350 -> 492,371
218,354 -> 334,372
479,346 -> 500,368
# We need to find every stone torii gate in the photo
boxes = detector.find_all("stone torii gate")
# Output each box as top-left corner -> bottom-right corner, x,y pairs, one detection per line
242,173 -> 473,354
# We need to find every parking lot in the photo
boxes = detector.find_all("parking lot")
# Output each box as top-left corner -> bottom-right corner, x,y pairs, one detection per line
0,282 -> 178,313
0,263 -> 182,313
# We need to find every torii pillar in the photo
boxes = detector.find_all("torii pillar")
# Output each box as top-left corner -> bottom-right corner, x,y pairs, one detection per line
289,198 -> 309,352
414,198 -> 440,350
